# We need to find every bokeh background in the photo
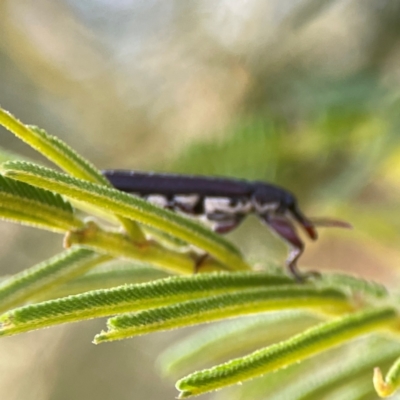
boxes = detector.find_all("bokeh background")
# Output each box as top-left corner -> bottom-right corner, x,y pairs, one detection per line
1,1 -> 400,399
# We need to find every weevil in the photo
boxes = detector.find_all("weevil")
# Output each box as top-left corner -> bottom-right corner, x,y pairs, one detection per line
103,170 -> 350,280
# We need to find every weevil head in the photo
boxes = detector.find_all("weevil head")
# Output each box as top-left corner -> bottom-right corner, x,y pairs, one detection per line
252,184 -> 318,240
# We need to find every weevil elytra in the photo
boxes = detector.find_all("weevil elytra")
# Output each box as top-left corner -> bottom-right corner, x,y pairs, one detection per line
103,170 -> 350,280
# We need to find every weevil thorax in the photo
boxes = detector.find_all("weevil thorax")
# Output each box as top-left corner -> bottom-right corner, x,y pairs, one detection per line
251,183 -> 291,216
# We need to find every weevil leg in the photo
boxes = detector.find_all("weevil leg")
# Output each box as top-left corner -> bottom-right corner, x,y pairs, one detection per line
193,216 -> 245,273
213,217 -> 244,234
263,215 -> 319,282
207,213 -> 245,234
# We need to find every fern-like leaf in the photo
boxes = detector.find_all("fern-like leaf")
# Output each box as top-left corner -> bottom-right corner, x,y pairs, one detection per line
94,286 -> 351,343
0,108 -> 144,239
213,336 -> 399,400
176,307 -> 398,398
0,271 -> 289,337
2,161 -> 249,271
1,106 -> 398,399
38,262 -> 169,300
0,248 -> 109,312
0,174 -> 82,232
291,338 -> 400,400
158,312 -> 321,377
0,108 -> 107,185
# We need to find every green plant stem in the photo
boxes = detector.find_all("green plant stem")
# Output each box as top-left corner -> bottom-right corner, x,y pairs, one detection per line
0,194 -> 83,232
64,221 -> 226,275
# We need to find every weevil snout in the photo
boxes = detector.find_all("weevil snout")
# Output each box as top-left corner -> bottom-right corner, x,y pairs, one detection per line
288,202 -> 318,241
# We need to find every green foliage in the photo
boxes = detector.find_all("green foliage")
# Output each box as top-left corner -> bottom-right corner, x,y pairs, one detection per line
0,109 -> 108,185
0,248 -> 109,312
2,160 -> 247,271
0,107 -> 144,240
176,307 -> 397,398
1,106 -> 400,399
0,272 -> 292,336
218,336 -> 400,400
36,262 -> 170,300
94,286 -> 351,343
158,313 -> 321,376
0,174 -> 82,232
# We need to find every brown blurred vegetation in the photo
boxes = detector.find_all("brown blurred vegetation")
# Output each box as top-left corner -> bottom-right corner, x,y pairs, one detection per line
1,1 -> 400,399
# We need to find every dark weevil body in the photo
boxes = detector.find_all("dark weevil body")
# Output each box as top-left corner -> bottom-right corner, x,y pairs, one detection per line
103,170 -> 346,280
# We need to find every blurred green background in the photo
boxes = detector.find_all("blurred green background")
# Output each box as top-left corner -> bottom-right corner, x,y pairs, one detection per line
1,1 -> 400,399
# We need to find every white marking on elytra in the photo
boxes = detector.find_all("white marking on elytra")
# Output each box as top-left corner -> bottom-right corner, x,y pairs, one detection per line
204,197 -> 252,215
145,195 -> 169,208
173,195 -> 200,207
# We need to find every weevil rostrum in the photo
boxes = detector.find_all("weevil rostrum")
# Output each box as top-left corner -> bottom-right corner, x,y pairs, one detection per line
103,170 -> 350,280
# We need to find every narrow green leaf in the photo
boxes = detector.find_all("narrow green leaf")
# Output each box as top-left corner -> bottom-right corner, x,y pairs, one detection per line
0,206 -> 70,233
0,108 -> 107,185
0,271 -> 290,337
27,126 -> 111,185
232,338 -> 387,400
3,161 -> 249,271
94,286 -> 351,343
0,248 -> 110,313
237,347 -> 342,400
0,108 -> 144,240
0,175 -> 72,213
37,263 -> 169,301
280,337 -> 400,400
176,307 -> 398,398
159,312 -> 320,376
0,175 -> 83,232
